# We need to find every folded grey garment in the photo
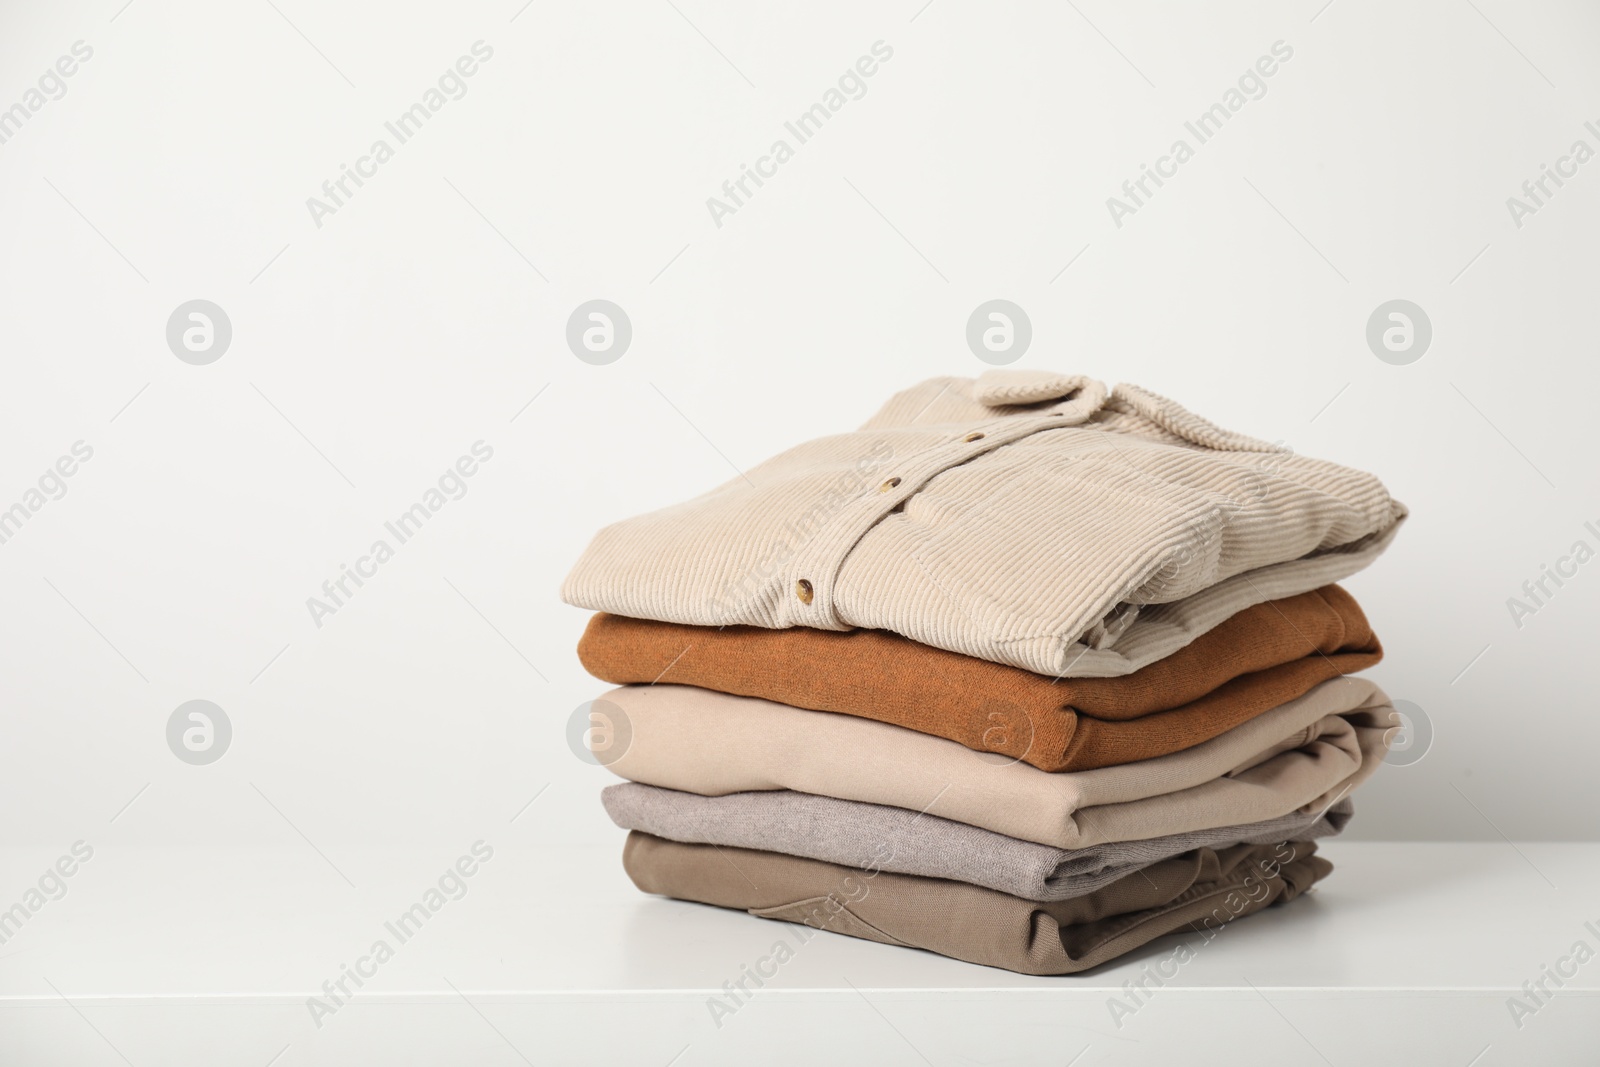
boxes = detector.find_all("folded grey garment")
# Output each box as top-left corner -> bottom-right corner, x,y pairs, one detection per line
602,782 -> 1354,903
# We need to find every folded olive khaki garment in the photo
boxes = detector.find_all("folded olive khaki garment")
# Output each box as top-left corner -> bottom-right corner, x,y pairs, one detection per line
563,369 -> 1406,676
623,833 -> 1331,975
596,676 -> 1393,849
578,585 -> 1380,772
603,782 -> 1354,902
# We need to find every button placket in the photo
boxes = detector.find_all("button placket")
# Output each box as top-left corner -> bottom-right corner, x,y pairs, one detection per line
779,414 -> 1076,630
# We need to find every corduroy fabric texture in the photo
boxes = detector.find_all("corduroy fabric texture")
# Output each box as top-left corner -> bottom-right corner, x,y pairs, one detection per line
595,676 -> 1393,849
578,585 -> 1380,772
562,370 -> 1406,676
603,782 -> 1353,902
622,832 -> 1330,975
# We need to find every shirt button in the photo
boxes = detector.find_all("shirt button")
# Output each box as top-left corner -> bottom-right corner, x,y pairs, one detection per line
878,477 -> 902,493
963,432 -> 986,442
795,579 -> 814,604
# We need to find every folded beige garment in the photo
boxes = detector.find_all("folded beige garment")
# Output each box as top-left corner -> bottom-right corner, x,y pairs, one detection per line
623,833 -> 1331,975
603,782 -> 1354,902
563,370 -> 1405,676
598,676 -> 1393,849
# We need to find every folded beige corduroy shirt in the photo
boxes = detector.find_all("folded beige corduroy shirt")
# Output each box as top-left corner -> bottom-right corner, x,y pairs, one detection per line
596,676 -> 1394,850
563,370 -> 1406,677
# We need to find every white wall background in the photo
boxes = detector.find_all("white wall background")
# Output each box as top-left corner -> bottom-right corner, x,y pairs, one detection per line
1,0 -> 1597,856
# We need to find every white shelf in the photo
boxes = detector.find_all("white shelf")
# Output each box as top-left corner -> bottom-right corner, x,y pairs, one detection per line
2,841 -> 1597,1065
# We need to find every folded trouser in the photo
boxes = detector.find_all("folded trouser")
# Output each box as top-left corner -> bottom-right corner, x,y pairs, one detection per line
622,833 -> 1331,975
603,782 -> 1354,902
578,585 -> 1381,772
597,675 -> 1393,849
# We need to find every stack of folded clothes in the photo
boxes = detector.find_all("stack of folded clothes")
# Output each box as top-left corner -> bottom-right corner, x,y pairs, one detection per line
562,370 -> 1406,975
